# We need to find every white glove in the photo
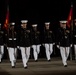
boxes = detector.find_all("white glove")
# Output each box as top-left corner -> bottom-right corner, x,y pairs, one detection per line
17,46 -> 19,49
42,44 -> 45,46
57,45 -> 59,48
7,47 -> 8,49
53,43 -> 55,45
70,44 -> 72,47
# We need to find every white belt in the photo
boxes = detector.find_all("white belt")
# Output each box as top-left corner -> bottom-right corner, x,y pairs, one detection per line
9,38 -> 16,40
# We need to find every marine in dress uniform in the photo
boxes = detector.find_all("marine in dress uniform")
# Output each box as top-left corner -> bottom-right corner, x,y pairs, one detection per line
57,20 -> 72,67
17,20 -> 31,69
0,23 -> 4,63
43,22 -> 54,61
31,24 -> 41,61
6,22 -> 17,68
73,19 -> 76,60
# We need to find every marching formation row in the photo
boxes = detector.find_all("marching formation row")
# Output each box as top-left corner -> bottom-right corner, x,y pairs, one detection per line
0,19 -> 76,69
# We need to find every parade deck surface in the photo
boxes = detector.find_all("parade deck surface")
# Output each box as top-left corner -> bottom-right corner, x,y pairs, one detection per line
0,57 -> 76,75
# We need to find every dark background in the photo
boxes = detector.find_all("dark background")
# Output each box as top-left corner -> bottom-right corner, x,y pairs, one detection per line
0,0 -> 76,59
0,0 -> 76,29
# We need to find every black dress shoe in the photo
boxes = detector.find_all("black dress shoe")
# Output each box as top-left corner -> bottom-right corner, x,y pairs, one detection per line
24,66 -> 28,69
12,66 -> 15,68
48,60 -> 51,62
35,60 -> 38,62
64,65 -> 67,67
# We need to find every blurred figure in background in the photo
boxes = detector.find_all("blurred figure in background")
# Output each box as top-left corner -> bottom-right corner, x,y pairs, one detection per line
31,24 -> 41,62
